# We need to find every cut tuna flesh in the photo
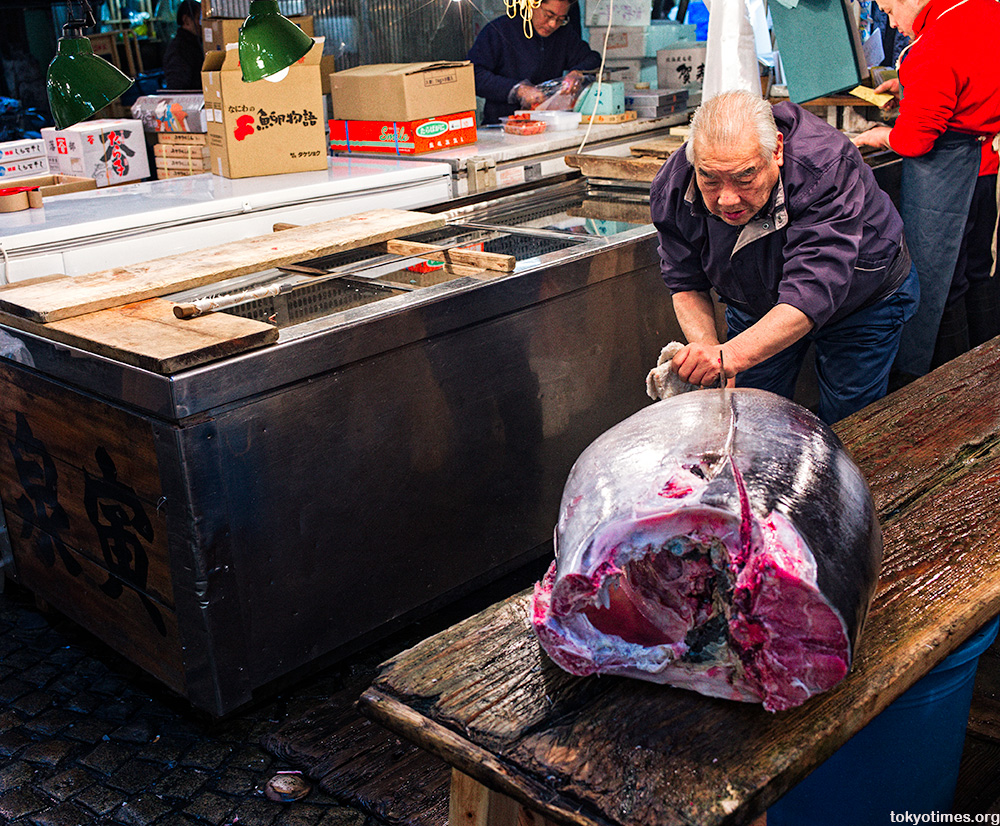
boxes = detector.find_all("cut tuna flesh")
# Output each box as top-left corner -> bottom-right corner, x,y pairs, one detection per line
532,388 -> 882,712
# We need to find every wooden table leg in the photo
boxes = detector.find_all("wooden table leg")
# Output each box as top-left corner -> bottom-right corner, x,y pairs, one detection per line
450,769 -> 560,826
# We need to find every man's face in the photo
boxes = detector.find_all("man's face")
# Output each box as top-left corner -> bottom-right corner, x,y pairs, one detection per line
532,0 -> 572,37
875,0 -> 926,38
693,132 -> 783,227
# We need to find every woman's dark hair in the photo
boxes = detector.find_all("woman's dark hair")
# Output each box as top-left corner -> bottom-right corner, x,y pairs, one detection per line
176,0 -> 201,26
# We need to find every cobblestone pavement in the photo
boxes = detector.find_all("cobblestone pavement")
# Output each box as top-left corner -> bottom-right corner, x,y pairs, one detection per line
0,579 -> 394,826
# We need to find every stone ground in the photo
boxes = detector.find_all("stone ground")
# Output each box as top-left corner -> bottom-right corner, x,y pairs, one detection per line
0,576 -> 407,826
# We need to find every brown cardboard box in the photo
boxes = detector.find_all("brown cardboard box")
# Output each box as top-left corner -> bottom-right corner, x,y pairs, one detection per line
330,62 -> 475,122
203,15 -> 313,51
201,39 -> 327,179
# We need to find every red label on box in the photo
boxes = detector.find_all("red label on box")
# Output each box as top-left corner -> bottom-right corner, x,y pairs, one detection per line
329,111 -> 477,155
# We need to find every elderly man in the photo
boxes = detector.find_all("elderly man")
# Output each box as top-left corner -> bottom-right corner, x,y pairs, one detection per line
467,0 -> 600,125
650,90 -> 919,424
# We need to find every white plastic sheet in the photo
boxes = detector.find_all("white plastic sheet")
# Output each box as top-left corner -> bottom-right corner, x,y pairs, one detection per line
702,0 -> 762,100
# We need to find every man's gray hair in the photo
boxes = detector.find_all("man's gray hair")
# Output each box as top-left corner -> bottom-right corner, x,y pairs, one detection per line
685,89 -> 778,165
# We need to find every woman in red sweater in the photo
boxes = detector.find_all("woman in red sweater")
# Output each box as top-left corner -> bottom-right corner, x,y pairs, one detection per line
853,0 -> 1000,380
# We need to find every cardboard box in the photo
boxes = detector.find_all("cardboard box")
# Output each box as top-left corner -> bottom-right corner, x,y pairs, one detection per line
203,15 -> 313,50
0,139 -> 45,163
0,173 -> 97,197
587,23 -> 696,58
202,40 -> 327,178
0,156 -> 50,180
154,143 -> 211,159
0,173 -> 97,210
156,166 -> 205,179
329,111 -> 476,156
657,43 -> 707,92
330,62 -> 475,122
131,94 -> 208,133
584,0 -> 651,27
155,155 -> 211,171
41,120 -> 150,186
158,132 -> 209,145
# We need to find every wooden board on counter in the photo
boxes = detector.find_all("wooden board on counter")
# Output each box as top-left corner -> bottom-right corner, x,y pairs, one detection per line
628,136 -> 686,159
0,297 -> 278,374
568,199 -> 651,225
0,209 -> 446,323
564,153 -> 666,183
358,340 -> 1000,826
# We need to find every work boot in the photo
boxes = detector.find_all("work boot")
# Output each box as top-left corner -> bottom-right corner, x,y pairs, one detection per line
965,278 -> 1000,347
930,301 -> 971,369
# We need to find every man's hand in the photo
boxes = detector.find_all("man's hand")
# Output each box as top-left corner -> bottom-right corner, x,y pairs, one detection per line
514,83 -> 546,107
561,70 -> 584,94
873,78 -> 901,110
852,125 -> 893,150
672,342 -> 730,387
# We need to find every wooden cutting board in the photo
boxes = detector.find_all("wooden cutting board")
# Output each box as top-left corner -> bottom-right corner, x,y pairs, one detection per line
628,136 -> 687,158
0,209 -> 446,323
0,298 -> 278,374
564,154 -> 667,183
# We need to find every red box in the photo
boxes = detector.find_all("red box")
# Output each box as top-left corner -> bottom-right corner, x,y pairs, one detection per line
329,111 -> 477,155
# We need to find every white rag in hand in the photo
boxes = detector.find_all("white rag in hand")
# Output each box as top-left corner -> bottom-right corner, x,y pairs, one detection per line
645,341 -> 703,401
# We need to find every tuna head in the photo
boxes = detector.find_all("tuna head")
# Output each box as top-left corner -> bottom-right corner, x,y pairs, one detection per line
532,388 -> 882,712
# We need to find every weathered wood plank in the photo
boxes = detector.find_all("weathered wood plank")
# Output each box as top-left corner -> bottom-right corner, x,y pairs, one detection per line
0,298 -> 278,374
567,200 -> 651,226
451,770 -> 560,826
381,240 -> 515,273
564,155 -> 666,183
628,137 -> 686,158
0,209 -> 446,323
359,340 -> 1000,826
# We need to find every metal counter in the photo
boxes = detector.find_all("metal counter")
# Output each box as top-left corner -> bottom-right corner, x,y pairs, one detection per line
0,178 -> 679,714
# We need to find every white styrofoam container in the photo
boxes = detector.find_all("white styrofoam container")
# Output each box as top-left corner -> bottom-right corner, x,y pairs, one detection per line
0,139 -> 46,163
587,23 -> 696,58
516,110 -> 583,130
0,156 -> 50,180
42,119 -> 150,187
584,0 -> 651,28
657,43 -> 708,92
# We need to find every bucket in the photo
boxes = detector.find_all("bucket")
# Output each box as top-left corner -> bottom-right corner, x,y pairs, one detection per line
768,615 -> 999,826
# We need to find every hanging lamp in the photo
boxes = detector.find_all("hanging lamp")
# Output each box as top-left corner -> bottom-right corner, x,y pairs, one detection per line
46,0 -> 133,129
238,0 -> 314,83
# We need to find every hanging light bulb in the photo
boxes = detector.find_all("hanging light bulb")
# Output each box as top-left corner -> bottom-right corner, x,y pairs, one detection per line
46,0 -> 133,129
238,0 -> 314,83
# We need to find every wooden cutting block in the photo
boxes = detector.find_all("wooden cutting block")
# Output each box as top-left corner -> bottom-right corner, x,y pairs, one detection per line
0,297 -> 278,374
629,135 -> 687,158
564,153 -> 667,182
0,209 -> 447,324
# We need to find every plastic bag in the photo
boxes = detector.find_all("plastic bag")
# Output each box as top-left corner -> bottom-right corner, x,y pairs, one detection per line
529,72 -> 594,111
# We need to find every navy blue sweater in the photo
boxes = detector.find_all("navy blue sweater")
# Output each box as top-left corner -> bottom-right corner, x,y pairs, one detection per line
467,14 -> 601,124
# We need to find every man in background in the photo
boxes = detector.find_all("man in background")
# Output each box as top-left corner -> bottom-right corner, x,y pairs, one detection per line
162,0 -> 203,90
467,0 -> 600,124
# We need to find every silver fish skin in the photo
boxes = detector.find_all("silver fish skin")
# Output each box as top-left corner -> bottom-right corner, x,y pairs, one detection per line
531,388 -> 882,712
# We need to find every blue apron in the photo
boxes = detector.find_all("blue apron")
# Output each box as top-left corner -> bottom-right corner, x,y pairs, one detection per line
894,131 -> 981,376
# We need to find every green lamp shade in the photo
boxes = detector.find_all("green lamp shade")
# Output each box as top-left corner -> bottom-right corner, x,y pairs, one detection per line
46,37 -> 133,129
238,0 -> 314,83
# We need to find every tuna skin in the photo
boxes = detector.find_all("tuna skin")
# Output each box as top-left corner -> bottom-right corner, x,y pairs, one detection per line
531,388 -> 882,712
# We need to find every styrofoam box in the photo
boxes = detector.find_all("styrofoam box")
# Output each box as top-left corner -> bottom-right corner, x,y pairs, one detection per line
585,0 -> 651,27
